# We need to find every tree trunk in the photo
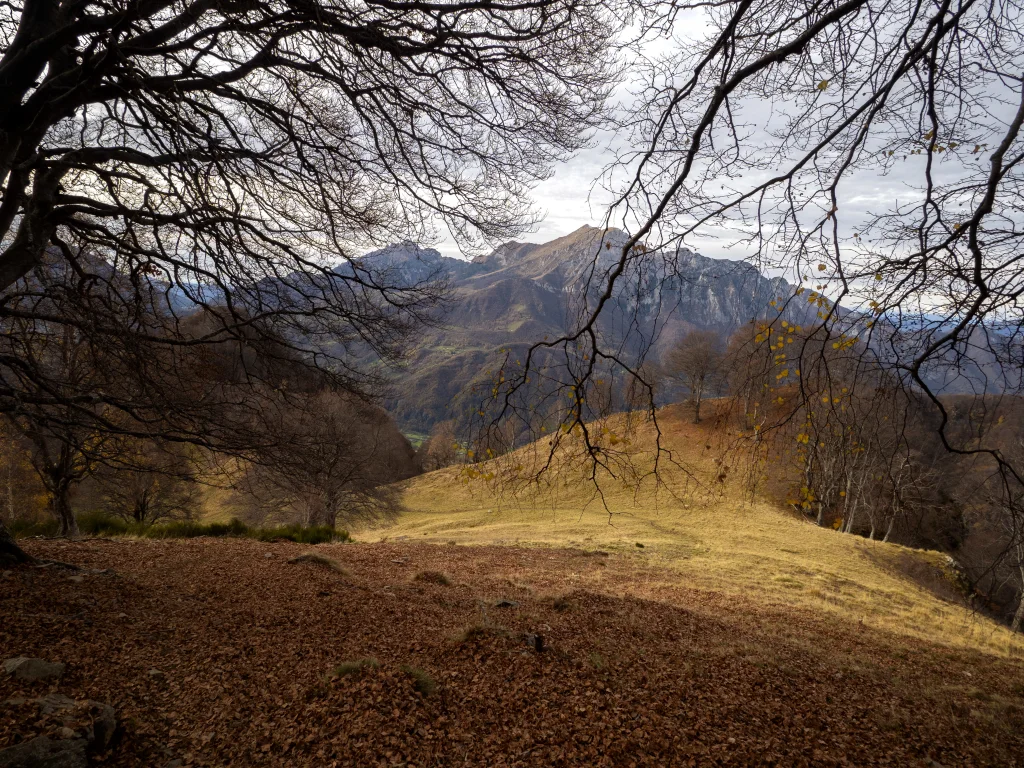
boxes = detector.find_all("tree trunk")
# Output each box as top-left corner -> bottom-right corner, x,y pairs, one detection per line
1012,567 -> 1024,634
882,512 -> 896,543
0,516 -> 33,566
53,486 -> 79,538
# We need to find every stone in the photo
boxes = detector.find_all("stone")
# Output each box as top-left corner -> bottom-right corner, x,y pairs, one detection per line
66,575 -> 84,584
148,668 -> 165,679
165,760 -> 184,768
493,599 -> 520,609
0,736 -> 88,768
35,694 -> 76,715
2,658 -> 65,682
84,701 -> 118,751
57,728 -> 77,741
524,633 -> 545,652
263,553 -> 274,559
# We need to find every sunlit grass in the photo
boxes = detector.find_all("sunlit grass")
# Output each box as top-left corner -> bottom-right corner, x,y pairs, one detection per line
359,404 -> 1024,659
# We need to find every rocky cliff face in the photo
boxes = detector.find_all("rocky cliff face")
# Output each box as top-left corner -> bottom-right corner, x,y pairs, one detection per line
357,226 -> 807,433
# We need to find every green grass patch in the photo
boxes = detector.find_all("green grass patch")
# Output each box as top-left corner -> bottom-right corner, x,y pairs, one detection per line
332,658 -> 380,678
400,665 -> 437,696
12,512 -> 349,544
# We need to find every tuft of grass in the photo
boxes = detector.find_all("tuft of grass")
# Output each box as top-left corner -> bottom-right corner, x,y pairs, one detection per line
400,665 -> 437,697
452,623 -> 508,644
589,652 -> 607,671
413,570 -> 451,586
287,552 -> 348,573
774,576 -> 804,589
551,595 -> 571,612
331,658 -> 379,678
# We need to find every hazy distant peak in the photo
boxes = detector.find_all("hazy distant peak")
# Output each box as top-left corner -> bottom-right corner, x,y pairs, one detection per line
472,240 -> 538,267
359,241 -> 444,265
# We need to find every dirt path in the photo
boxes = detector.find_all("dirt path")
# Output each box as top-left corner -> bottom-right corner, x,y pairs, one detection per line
2,539 -> 1023,766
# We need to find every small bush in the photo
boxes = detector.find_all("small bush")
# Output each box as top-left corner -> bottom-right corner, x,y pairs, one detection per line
400,666 -> 437,696
413,570 -> 451,586
287,552 -> 347,573
332,658 -> 379,678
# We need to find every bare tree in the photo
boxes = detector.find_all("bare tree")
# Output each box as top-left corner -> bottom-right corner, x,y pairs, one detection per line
0,0 -> 621,564
94,440 -> 199,525
664,330 -> 724,423
232,390 -> 415,530
420,420 -> 460,473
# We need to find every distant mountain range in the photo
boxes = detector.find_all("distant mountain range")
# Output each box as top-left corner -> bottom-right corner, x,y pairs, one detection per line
359,226 -> 806,434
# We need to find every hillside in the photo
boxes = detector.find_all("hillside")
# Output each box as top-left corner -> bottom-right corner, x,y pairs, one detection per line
363,404 -> 1024,659
359,227 -> 802,433
4,407 -> 1024,766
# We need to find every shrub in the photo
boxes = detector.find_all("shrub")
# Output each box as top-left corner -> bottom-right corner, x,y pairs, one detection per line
8,517 -> 59,538
11,511 -> 351,544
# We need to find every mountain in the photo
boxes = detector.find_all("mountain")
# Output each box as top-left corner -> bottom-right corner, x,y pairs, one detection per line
357,226 -> 807,434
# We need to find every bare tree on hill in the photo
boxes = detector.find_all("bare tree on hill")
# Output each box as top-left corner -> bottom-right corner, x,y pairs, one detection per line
664,330 -> 724,424
231,390 -> 414,530
0,0 -> 622,563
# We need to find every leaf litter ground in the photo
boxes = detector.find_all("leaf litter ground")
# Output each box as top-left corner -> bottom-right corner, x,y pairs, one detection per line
2,539 -> 1023,767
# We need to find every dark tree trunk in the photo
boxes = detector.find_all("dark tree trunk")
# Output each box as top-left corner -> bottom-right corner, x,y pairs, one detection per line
53,486 -> 79,538
0,517 -> 33,566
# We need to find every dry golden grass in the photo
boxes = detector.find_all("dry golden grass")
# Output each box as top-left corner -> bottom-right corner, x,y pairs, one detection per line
358,404 -> 1024,659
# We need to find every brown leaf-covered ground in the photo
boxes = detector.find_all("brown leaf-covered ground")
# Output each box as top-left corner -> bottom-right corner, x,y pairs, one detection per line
2,539 -> 1023,767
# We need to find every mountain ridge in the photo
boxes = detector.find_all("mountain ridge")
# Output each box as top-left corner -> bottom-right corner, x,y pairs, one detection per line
359,227 -> 804,433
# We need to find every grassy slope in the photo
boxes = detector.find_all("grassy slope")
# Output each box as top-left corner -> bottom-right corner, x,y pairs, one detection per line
359,404 -> 1024,659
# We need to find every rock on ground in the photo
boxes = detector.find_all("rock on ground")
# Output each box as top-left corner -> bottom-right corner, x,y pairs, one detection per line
0,736 -> 88,768
2,659 -> 64,683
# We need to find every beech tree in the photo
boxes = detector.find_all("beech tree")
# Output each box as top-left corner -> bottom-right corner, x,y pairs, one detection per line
664,330 -> 724,423
95,440 -> 199,525
232,390 -> 415,529
0,0 -> 621,563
